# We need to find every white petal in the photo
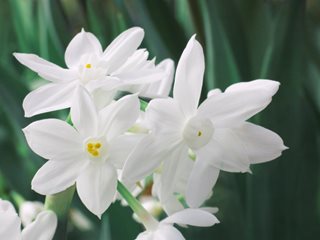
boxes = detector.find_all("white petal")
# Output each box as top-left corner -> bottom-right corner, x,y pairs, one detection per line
103,27 -> 144,73
13,53 -> 77,83
158,145 -> 188,204
173,35 -> 204,117
121,134 -> 177,187
139,59 -> 175,98
234,122 -> 287,164
23,119 -> 83,159
163,208 -> 219,227
135,225 -> 184,240
21,211 -> 57,240
204,129 -> 250,172
76,162 -> 117,218
71,87 -> 98,137
186,159 -> 220,208
155,59 -> 175,97
65,30 -> 103,69
23,82 -> 77,117
0,200 -> 21,240
198,80 -> 280,127
115,68 -> 165,86
108,134 -> 144,169
98,94 -> 140,139
32,159 -> 88,195
146,98 -> 185,136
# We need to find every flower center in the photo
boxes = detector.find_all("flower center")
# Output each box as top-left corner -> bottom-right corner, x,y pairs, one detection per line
86,141 -> 102,157
84,138 -> 107,160
85,63 -> 92,69
183,116 -> 214,150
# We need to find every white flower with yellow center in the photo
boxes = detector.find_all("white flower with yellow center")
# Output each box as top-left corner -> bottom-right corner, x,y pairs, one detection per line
23,87 -> 141,217
0,199 -> 57,240
122,35 -> 287,212
14,27 -> 166,117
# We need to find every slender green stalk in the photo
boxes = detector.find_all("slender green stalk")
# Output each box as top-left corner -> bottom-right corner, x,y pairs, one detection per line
45,185 -> 75,240
117,181 -> 158,231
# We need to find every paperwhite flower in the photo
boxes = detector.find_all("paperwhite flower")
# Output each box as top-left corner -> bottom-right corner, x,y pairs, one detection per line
23,87 -> 141,217
14,27 -> 165,117
0,199 -> 57,240
122,35 -> 287,210
135,208 -> 219,240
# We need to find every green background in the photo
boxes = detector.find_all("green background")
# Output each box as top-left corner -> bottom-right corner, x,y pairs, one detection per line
0,0 -> 319,239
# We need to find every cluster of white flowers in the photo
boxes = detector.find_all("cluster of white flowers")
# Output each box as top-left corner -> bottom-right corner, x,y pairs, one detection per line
9,27 -> 287,239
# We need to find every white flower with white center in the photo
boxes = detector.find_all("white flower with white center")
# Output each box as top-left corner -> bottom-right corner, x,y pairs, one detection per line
0,199 -> 57,240
122,35 -> 287,211
14,27 -> 165,117
23,87 -> 141,217
135,208 -> 219,240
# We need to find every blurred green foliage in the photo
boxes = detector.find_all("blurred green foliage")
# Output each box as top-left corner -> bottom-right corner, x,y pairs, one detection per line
0,0 -> 319,239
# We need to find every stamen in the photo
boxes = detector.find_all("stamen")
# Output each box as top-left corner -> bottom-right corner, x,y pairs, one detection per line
198,131 -> 202,137
85,63 -> 92,69
86,141 -> 102,157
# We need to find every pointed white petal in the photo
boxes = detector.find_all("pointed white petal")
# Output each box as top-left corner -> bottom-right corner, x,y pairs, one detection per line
23,82 -> 77,117
76,163 -> 117,218
23,119 -> 83,160
204,129 -> 250,172
23,119 -> 83,159
163,208 -> 219,227
146,98 -> 185,136
173,35 -> 204,117
21,211 -> 57,240
159,145 -> 188,204
13,53 -> 77,83
32,159 -> 88,195
99,94 -> 140,139
235,122 -> 287,164
104,27 -> 144,73
186,158 -> 220,208
198,80 -> 280,127
0,200 -> 21,240
71,87 -> 98,137
108,134 -> 144,169
65,30 -> 103,69
121,134 -> 177,187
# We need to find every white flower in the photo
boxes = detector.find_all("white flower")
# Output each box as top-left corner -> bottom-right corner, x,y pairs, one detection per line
14,27 -> 165,117
0,199 -> 57,240
135,208 -> 219,240
122,35 -> 287,210
23,87 -> 141,217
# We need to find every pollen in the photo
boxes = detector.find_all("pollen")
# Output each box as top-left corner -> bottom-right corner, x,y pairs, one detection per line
86,141 -> 102,157
197,131 -> 202,137
85,63 -> 92,69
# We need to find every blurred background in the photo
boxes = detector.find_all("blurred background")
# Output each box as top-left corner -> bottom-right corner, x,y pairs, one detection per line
0,0 -> 319,239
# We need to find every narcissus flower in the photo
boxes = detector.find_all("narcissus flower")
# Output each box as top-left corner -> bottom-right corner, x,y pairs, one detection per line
23,87 -> 141,217
135,208 -> 219,240
122,35 -> 287,211
14,27 -> 165,117
0,199 -> 57,240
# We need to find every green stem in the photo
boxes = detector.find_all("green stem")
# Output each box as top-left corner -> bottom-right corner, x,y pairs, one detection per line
117,181 -> 158,231
45,185 -> 76,240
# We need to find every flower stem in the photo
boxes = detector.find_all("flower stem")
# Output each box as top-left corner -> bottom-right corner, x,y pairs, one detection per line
45,185 -> 75,240
117,180 -> 158,231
